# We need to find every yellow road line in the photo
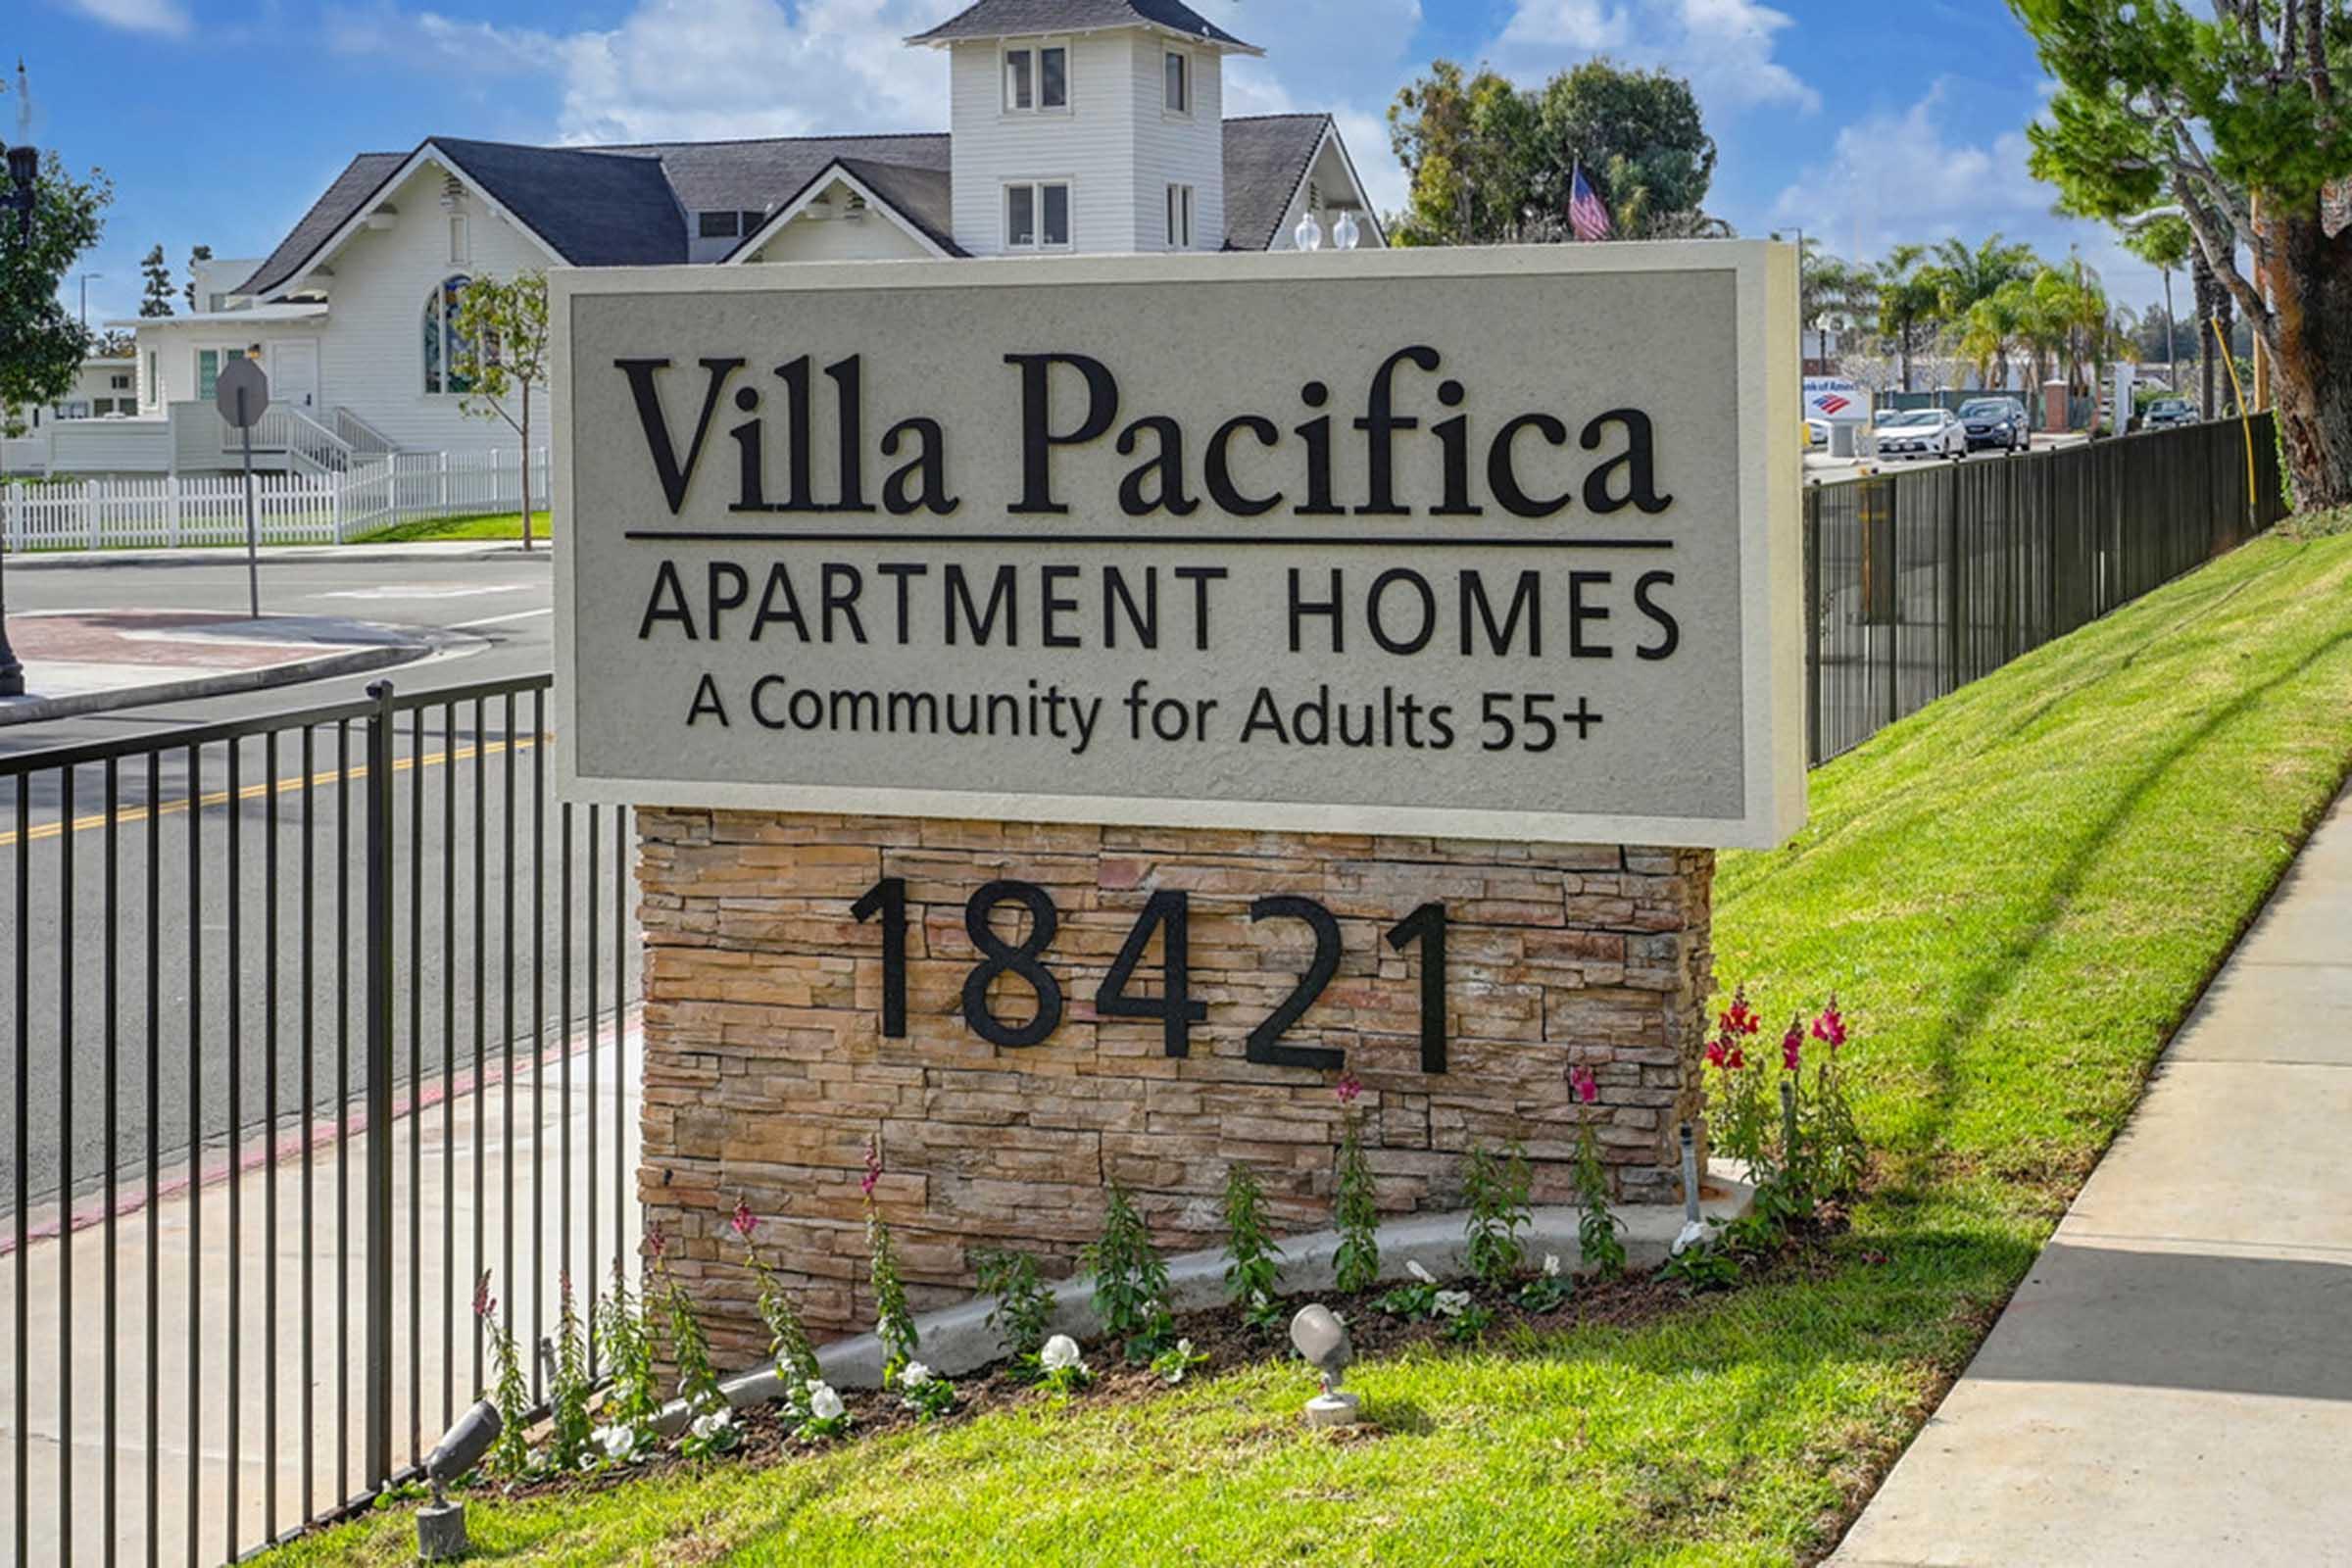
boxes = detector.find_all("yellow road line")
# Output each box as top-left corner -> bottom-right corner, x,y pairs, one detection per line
0,734 -> 552,850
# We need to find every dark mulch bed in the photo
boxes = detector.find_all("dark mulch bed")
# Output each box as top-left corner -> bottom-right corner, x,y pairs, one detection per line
487,1212 -> 1849,1505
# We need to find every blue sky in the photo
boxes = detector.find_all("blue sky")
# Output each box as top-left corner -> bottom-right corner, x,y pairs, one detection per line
14,0 -> 2168,327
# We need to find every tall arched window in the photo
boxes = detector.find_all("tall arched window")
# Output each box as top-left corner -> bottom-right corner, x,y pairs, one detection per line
423,273 -> 473,394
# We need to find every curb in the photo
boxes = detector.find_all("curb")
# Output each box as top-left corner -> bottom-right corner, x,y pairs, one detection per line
0,639 -> 428,727
655,1164 -> 1757,1430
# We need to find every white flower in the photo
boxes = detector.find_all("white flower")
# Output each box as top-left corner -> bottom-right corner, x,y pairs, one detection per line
1040,1334 -> 1083,1372
808,1382 -> 845,1422
1176,1339 -> 1194,1357
1544,1253 -> 1562,1278
900,1361 -> 933,1389
1406,1259 -> 1438,1285
690,1410 -> 732,1441
1250,1290 -> 1269,1309
1433,1289 -> 1471,1318
595,1423 -> 635,1460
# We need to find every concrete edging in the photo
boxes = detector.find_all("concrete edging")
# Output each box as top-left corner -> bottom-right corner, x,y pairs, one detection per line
653,1162 -> 1754,1433
0,640 -> 427,727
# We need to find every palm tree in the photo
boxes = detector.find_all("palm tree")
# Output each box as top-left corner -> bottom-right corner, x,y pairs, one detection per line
1932,233 -> 2040,318
2122,215 -> 2193,392
1875,243 -> 1943,393
1959,288 -> 2027,391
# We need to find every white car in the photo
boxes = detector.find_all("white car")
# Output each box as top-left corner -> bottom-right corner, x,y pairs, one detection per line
1870,408 -> 1967,461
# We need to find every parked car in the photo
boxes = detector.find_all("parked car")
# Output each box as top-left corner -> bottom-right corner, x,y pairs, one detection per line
2144,397 -> 2198,429
1957,397 -> 2030,453
1870,408 -> 1967,461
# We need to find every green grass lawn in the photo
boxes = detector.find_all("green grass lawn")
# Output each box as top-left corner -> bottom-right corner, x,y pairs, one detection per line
354,509 -> 552,544
276,521 -> 2352,1566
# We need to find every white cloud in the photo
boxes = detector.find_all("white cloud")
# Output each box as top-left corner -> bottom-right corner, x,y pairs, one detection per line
1494,0 -> 1818,114
61,0 -> 191,38
1767,84 -> 2046,253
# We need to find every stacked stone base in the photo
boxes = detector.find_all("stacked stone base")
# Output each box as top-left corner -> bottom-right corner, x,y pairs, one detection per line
636,809 -> 1713,1357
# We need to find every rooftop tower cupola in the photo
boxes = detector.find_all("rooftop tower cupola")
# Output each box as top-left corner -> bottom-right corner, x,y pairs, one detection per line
906,0 -> 1262,258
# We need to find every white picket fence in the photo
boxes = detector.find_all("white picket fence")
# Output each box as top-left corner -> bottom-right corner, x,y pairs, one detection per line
0,448 -> 552,552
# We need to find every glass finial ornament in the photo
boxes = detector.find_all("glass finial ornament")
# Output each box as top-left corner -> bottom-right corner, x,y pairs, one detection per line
1333,210 -> 1360,251
1295,211 -> 1325,252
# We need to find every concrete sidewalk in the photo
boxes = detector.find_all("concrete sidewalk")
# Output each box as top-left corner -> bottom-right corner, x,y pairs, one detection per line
1832,786 -> 2352,1566
0,609 -> 440,725
0,1026 -> 643,1568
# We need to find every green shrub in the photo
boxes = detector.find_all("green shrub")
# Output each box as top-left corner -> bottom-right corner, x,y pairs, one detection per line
1086,1181 -> 1173,1361
974,1248 -> 1055,1371
1462,1142 -> 1532,1289
1220,1163 -> 1286,1332
1331,1074 -> 1381,1293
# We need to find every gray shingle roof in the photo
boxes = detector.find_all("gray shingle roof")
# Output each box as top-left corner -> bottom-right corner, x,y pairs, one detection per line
236,152 -> 408,299
1222,114 -> 1330,252
907,0 -> 1254,50
238,112 -> 1339,298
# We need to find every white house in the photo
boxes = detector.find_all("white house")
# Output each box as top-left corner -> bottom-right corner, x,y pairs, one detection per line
46,0 -> 1380,481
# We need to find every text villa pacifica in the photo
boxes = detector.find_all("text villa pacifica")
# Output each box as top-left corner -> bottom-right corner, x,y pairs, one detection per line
557,251 -> 1801,1346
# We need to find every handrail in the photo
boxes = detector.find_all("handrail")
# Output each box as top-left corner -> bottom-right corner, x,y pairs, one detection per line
332,406 -> 400,456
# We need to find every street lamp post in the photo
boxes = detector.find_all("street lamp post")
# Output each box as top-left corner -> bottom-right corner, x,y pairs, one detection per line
0,135 -> 39,698
78,269 -> 99,330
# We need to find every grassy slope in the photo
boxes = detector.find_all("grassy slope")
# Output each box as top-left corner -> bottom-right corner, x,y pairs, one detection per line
276,527 -> 2352,1567
354,509 -> 552,544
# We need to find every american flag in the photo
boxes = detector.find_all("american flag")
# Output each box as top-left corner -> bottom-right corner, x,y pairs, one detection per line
1568,164 -> 1613,242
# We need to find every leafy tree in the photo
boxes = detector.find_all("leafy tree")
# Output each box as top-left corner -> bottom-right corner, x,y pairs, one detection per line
1786,236 -> 1877,363
450,271 -> 550,549
1525,60 -> 1719,238
1959,285 -> 2028,391
2011,0 -> 2352,504
0,151 -> 111,442
1388,58 -> 1720,244
1876,244 -> 1946,392
184,242 -> 211,313
137,243 -> 173,318
1387,61 -> 1535,246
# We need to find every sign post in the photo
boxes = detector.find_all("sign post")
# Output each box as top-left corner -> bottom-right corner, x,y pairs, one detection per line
554,244 -> 1803,1338
216,356 -> 270,619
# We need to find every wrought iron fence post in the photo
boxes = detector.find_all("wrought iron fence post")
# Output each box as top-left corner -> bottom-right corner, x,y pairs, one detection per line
363,679 -> 397,1490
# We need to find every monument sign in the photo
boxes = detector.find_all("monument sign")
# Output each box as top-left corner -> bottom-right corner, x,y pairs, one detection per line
554,244 -> 1800,1342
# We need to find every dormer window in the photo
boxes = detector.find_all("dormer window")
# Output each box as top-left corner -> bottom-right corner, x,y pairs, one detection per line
1006,180 -> 1072,250
1004,42 -> 1068,113
1164,49 -> 1191,115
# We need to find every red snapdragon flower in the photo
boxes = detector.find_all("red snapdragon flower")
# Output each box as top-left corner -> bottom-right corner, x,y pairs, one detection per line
1335,1071 -> 1364,1105
1571,1065 -> 1599,1103
860,1138 -> 883,1199
472,1270 -> 496,1322
1812,998 -> 1847,1053
1727,1046 -> 1746,1071
645,1226 -> 667,1262
1782,1017 -> 1803,1072
1718,985 -> 1761,1038
1705,1038 -> 1728,1070
730,1197 -> 758,1244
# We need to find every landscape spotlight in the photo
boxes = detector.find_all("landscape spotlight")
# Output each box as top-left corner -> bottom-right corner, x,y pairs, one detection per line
416,1397 -> 502,1561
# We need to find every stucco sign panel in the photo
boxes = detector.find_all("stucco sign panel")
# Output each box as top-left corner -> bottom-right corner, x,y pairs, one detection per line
553,244 -> 1804,849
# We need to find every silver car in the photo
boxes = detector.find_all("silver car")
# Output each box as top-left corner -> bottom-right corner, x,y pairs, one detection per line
1870,408 -> 1966,461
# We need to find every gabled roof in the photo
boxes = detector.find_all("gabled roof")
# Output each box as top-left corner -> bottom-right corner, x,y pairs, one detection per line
907,0 -> 1257,52
236,152 -> 408,299
237,113 -> 1362,298
722,157 -> 965,262
1222,114 -> 1334,253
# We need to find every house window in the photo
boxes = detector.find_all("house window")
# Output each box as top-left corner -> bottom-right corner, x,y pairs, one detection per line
195,346 -> 248,402
739,209 -> 765,235
1166,184 -> 1195,248
1006,181 -> 1072,250
145,350 -> 158,406
1004,43 -> 1068,112
698,210 -> 742,239
422,274 -> 473,395
110,373 -> 131,391
1164,50 -> 1190,115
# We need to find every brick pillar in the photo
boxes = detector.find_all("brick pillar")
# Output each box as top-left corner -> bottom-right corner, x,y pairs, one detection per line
637,808 -> 1713,1356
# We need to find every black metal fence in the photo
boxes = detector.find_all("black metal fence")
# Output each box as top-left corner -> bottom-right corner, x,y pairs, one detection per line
0,674 -> 641,1567
1804,413 -> 2286,765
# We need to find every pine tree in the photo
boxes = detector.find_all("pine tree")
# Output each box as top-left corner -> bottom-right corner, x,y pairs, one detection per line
137,244 -> 173,318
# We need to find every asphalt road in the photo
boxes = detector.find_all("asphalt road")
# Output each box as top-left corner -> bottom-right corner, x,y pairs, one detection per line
0,548 -> 642,1214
